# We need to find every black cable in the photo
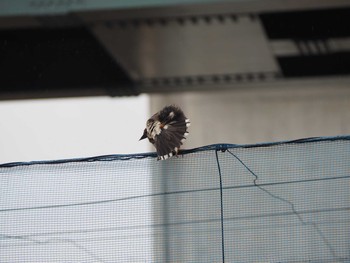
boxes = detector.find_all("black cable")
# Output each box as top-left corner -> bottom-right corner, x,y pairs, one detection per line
1,206 -> 348,245
1,175 -> 348,214
215,150 -> 225,263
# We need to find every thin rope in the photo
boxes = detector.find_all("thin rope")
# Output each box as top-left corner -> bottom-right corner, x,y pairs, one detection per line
227,149 -> 339,260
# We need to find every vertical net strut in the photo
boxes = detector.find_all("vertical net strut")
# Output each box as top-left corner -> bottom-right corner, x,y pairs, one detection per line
215,149 -> 225,263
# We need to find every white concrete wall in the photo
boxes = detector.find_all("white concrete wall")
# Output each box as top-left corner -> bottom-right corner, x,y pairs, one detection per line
150,80 -> 350,148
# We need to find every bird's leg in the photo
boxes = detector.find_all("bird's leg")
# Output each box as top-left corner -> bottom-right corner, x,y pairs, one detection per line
174,148 -> 180,158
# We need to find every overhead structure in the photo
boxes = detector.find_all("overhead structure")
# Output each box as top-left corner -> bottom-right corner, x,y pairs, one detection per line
0,0 -> 350,100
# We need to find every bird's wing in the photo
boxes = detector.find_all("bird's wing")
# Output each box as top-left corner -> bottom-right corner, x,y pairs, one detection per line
154,118 -> 190,160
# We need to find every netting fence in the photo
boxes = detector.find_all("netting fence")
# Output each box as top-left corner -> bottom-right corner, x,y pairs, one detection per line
1,136 -> 349,262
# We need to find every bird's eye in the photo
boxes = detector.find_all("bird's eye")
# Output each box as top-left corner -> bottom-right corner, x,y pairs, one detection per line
146,119 -> 153,126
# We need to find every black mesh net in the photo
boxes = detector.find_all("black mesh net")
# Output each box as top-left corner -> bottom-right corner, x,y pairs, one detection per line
1,136 -> 349,262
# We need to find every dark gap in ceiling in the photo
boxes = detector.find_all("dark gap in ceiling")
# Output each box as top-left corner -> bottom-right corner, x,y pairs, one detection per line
0,27 -> 135,99
278,52 -> 350,77
260,8 -> 350,39
261,8 -> 350,77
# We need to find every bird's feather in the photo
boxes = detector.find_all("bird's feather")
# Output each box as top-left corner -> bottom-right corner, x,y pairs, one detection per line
154,118 -> 190,159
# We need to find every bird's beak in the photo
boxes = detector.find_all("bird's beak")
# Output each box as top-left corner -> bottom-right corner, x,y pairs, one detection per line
139,129 -> 147,141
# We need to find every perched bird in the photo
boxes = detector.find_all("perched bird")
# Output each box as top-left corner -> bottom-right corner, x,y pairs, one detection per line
140,105 -> 190,160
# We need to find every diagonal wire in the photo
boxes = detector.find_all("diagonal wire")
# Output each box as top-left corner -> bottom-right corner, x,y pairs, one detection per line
226,149 -> 339,261
61,238 -> 108,263
215,150 -> 225,263
0,234 -> 107,263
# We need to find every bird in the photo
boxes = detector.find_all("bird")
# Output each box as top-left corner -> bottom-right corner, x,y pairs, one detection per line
139,105 -> 190,160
